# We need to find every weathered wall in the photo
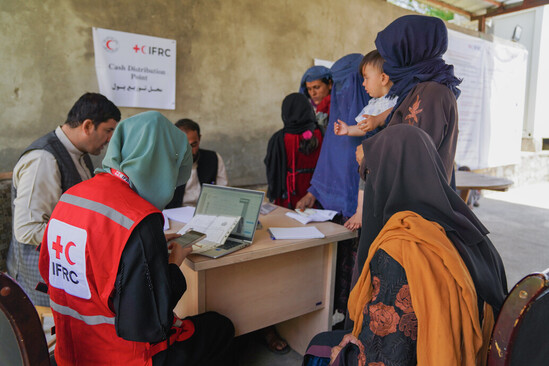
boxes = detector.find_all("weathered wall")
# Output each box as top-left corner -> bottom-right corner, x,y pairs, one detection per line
0,0 -> 410,185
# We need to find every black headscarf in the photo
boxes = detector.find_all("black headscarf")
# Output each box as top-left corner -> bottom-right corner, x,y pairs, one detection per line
375,15 -> 461,120
358,124 -> 507,315
264,93 -> 318,201
281,92 -> 318,134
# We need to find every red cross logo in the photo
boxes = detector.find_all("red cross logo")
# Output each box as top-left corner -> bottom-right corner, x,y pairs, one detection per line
133,44 -> 140,53
52,235 -> 63,259
51,235 -> 76,265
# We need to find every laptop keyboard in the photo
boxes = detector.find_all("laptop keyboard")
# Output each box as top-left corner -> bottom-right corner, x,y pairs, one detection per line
219,239 -> 242,249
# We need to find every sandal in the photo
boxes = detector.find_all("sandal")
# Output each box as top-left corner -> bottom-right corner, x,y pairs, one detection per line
262,326 -> 290,355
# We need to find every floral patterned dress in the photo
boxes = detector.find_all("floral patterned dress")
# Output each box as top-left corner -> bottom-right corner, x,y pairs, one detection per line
303,249 -> 417,366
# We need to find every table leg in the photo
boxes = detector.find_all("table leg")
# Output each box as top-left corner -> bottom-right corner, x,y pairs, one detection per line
460,189 -> 471,204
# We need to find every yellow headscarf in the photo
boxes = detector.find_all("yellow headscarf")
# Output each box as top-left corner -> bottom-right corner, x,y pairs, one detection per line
348,211 -> 491,365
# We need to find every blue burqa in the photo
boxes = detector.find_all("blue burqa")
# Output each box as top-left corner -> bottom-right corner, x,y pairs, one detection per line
299,66 -> 332,96
308,54 -> 370,217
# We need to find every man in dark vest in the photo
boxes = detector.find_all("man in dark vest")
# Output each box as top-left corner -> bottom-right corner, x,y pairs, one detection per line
7,92 -> 120,306
166,119 -> 228,208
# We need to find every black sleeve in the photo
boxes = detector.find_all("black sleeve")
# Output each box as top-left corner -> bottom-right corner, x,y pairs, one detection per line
113,213 -> 187,343
165,185 -> 186,209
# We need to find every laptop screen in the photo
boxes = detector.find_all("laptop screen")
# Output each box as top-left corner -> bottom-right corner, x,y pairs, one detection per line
195,184 -> 265,241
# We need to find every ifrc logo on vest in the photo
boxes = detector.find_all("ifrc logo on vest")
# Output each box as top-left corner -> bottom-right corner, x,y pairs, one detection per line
47,219 -> 91,299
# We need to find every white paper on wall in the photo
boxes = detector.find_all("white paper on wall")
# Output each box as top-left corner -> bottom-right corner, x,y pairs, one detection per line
444,29 -> 527,169
92,27 -> 176,110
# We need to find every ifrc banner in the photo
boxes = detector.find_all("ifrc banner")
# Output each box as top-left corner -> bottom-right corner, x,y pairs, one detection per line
47,219 -> 91,299
92,27 -> 176,110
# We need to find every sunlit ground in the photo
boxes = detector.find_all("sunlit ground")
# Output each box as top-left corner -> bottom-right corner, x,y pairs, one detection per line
482,181 -> 549,210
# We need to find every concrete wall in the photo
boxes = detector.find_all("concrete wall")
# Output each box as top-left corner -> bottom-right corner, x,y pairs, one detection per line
0,0 -> 410,185
491,7 -> 549,144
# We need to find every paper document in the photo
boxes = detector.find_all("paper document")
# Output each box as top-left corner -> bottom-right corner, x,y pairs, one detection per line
163,206 -> 196,223
268,227 -> 325,240
286,208 -> 337,225
178,214 -> 241,253
162,212 -> 170,231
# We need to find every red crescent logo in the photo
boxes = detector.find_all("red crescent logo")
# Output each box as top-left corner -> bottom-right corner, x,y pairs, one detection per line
141,45 -> 147,54
106,40 -> 113,50
65,241 -> 76,265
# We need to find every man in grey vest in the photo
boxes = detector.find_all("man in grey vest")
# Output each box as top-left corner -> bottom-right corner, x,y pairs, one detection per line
7,92 -> 121,306
166,119 -> 228,208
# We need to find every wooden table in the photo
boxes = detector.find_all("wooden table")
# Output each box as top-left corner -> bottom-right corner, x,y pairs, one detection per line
455,170 -> 514,203
170,206 -> 356,355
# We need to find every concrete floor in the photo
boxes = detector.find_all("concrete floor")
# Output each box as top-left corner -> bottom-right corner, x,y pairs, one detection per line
238,181 -> 549,366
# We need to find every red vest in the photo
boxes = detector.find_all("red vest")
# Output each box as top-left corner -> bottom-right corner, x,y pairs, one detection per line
39,173 -> 161,366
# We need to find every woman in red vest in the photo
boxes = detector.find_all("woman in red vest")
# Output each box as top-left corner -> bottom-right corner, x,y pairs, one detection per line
39,111 -> 235,366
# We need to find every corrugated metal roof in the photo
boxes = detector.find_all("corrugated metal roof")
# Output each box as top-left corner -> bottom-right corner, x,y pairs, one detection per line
423,0 -> 545,18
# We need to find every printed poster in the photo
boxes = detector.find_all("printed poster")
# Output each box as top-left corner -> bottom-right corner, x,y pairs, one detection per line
92,27 -> 176,110
445,29 -> 527,169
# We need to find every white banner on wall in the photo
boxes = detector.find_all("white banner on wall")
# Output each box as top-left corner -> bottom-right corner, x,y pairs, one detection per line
92,27 -> 176,110
444,30 -> 527,170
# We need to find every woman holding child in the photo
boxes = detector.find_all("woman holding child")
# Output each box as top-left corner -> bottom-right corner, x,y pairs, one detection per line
356,14 -> 460,183
355,14 -> 463,283
302,16 -> 507,366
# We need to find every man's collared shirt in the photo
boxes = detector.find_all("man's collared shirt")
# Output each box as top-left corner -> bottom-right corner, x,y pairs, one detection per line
13,126 -> 92,245
182,152 -> 228,207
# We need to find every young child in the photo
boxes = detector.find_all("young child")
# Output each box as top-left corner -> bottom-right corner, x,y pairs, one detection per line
334,50 -> 397,230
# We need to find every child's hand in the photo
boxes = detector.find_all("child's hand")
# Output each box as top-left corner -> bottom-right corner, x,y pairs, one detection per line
334,119 -> 349,136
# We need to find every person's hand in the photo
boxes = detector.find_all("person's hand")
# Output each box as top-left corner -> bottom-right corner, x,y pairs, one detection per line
334,119 -> 349,136
330,344 -> 343,365
167,239 -> 193,267
357,115 -> 376,132
295,192 -> 316,211
358,113 -> 386,133
330,334 -> 361,365
165,232 -> 180,242
344,212 -> 362,231
355,145 -> 364,166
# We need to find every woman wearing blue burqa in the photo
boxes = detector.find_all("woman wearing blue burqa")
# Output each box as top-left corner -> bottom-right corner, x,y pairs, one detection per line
299,66 -> 333,130
296,53 -> 371,322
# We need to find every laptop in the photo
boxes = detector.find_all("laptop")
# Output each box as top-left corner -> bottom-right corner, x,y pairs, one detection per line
194,184 -> 264,258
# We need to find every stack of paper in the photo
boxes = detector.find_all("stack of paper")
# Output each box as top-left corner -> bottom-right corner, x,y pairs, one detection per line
286,208 -> 337,225
163,206 -> 196,223
178,214 -> 241,253
268,227 -> 325,240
